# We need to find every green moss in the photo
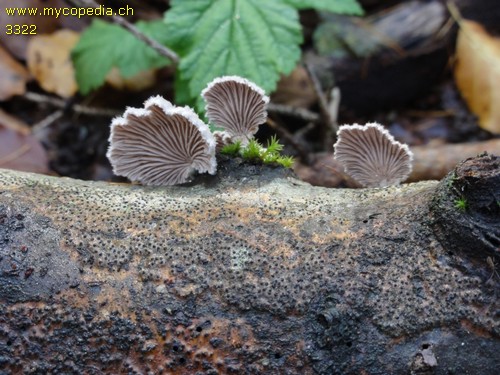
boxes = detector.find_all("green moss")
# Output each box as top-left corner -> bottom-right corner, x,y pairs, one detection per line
446,172 -> 457,188
265,135 -> 284,154
240,139 -> 263,160
454,197 -> 468,212
221,136 -> 294,169
220,141 -> 242,156
276,155 -> 295,168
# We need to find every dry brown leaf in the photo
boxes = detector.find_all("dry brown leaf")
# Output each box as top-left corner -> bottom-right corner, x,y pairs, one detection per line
0,0 -> 61,59
0,108 -> 31,135
271,66 -> 317,108
27,29 -> 79,98
454,20 -> 500,134
106,67 -> 157,91
0,112 -> 49,174
0,44 -> 30,100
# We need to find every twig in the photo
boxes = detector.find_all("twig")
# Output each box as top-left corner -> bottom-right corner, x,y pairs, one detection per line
23,92 -> 120,117
267,102 -> 320,123
327,87 -> 341,132
446,1 -> 464,27
304,62 -> 337,150
31,110 -> 64,136
293,122 -> 316,139
64,0 -> 179,64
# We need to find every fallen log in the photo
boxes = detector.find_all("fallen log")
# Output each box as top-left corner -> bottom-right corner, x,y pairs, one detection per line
0,155 -> 498,374
408,139 -> 500,182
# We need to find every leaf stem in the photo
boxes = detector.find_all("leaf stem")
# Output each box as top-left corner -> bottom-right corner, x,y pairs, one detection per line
22,92 -> 120,117
267,102 -> 320,123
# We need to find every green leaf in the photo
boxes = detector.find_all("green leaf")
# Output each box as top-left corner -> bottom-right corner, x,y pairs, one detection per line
284,0 -> 364,15
173,74 -> 196,108
164,0 -> 302,110
72,19 -> 172,94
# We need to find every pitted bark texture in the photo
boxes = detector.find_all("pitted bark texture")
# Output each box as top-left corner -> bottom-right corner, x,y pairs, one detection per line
0,159 -> 498,374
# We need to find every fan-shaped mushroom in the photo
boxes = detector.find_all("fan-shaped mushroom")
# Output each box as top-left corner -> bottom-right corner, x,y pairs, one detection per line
201,76 -> 269,143
212,130 -> 234,152
107,95 -> 216,186
333,123 -> 413,187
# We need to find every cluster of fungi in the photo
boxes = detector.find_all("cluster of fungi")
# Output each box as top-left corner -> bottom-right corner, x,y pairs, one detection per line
107,76 -> 413,188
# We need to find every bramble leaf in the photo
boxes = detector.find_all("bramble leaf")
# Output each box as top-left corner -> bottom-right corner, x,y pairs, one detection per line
284,0 -> 363,14
164,0 -> 302,109
71,0 -> 363,99
72,20 -> 171,94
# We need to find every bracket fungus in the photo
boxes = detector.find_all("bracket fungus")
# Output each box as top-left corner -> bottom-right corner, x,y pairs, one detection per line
201,76 -> 270,144
107,95 -> 216,186
334,122 -> 414,187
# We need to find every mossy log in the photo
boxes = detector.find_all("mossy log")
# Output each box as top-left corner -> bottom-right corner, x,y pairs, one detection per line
0,156 -> 499,374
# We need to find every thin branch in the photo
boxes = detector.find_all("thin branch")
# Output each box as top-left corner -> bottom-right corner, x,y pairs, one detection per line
31,110 -> 64,136
327,87 -> 341,132
64,0 -> 179,64
304,62 -> 337,150
22,92 -> 120,117
293,122 -> 316,140
267,102 -> 320,123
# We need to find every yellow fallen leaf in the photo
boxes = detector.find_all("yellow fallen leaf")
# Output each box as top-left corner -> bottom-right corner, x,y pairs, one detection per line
27,29 -> 80,98
0,45 -> 30,101
106,67 -> 156,91
272,66 -> 316,108
454,20 -> 500,134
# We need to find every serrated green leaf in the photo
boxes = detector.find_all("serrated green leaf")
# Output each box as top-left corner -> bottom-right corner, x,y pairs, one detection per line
164,0 -> 302,110
284,0 -> 364,15
72,19 -> 172,94
173,74 -> 196,107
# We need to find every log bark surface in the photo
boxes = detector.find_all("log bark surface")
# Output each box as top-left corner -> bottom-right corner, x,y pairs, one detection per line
0,158 -> 498,374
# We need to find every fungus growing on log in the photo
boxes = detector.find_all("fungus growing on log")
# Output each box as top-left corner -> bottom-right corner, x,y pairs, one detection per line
201,76 -> 270,143
334,122 -> 413,187
0,155 -> 498,374
107,95 -> 216,186
213,130 -> 234,152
